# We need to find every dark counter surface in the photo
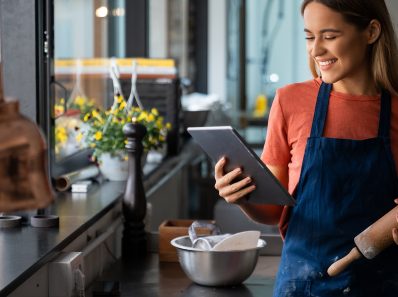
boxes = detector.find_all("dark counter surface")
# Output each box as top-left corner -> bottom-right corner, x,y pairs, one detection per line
0,180 -> 124,297
90,253 -> 279,297
0,136 -> 280,296
0,144 -> 197,297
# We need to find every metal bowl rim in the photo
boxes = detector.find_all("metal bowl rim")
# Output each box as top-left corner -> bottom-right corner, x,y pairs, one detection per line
170,235 -> 266,252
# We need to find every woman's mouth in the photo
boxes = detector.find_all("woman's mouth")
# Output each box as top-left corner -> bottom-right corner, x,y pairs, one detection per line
317,59 -> 337,70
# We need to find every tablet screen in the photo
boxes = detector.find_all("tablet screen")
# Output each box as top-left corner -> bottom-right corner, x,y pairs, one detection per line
188,126 -> 295,206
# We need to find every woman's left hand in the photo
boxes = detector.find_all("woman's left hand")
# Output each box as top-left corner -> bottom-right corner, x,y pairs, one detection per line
393,198 -> 398,245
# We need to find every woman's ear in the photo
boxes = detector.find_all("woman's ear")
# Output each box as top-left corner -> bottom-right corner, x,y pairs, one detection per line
367,19 -> 381,44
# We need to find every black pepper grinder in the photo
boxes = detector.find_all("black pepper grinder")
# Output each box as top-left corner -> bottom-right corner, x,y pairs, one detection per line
122,118 -> 147,258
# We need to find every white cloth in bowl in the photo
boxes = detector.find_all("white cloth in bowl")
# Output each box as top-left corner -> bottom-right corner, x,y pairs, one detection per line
192,231 -> 261,251
192,234 -> 231,250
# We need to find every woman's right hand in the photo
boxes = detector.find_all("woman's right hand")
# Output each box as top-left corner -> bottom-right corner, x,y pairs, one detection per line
214,157 -> 256,204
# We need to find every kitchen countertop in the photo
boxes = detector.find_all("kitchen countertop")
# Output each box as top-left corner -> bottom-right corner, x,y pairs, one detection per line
89,253 -> 280,297
0,136 -> 281,296
0,181 -> 124,297
0,143 -> 197,297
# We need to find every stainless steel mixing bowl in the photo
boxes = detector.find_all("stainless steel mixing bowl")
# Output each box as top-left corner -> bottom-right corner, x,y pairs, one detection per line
171,235 -> 266,286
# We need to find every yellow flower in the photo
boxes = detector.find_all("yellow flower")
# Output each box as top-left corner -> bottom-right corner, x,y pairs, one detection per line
83,113 -> 91,122
147,114 -> 155,122
74,96 -> 86,107
92,110 -> 105,124
151,108 -> 159,116
118,101 -> 127,111
92,109 -> 100,118
55,126 -> 68,143
94,131 -> 103,141
75,132 -> 83,142
110,108 -> 117,116
54,105 -> 65,116
137,112 -> 147,122
116,95 -> 124,103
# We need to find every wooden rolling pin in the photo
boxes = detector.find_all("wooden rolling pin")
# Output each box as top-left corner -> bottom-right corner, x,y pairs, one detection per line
327,205 -> 398,277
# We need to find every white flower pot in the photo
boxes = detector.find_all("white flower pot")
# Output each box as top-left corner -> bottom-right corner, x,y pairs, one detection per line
98,151 -> 148,181
98,152 -> 129,181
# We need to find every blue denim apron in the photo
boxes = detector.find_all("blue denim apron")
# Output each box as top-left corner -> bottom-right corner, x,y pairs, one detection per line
273,82 -> 398,297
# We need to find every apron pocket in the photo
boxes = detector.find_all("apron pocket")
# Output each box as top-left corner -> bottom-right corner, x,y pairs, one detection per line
279,280 -> 310,296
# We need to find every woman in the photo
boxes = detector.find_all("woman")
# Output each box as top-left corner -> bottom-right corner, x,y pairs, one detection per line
214,1 -> 398,296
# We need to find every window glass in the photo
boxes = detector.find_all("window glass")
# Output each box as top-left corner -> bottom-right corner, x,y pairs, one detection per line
53,0 -> 126,160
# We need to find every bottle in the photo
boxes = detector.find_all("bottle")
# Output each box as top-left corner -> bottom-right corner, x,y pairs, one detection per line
253,94 -> 268,118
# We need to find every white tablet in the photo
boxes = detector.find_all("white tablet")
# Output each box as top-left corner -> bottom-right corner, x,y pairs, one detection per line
187,126 -> 295,206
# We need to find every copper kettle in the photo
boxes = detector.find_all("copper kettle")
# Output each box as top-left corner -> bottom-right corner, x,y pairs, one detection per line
0,63 -> 54,212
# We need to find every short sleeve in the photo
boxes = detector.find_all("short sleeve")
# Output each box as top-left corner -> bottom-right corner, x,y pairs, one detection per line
261,89 -> 290,167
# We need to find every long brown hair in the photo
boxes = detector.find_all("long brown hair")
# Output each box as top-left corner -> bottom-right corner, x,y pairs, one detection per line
301,0 -> 398,95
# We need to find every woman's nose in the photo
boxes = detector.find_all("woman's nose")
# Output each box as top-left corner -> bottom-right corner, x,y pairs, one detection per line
310,38 -> 325,57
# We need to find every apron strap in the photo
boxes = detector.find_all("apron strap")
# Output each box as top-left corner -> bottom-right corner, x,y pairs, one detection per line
310,82 -> 332,137
378,89 -> 391,138
311,83 -> 391,138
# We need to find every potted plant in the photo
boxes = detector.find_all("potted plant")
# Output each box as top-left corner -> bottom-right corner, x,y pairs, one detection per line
80,95 -> 171,180
54,96 -> 96,159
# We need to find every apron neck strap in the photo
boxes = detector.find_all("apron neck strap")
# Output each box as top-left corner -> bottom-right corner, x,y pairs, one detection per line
378,89 -> 391,138
310,82 -> 332,137
310,82 -> 392,138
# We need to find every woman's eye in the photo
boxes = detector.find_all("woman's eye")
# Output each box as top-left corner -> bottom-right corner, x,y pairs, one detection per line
305,36 -> 315,40
325,36 -> 336,40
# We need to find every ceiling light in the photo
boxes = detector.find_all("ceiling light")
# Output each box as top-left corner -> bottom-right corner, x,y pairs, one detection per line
96,6 -> 108,18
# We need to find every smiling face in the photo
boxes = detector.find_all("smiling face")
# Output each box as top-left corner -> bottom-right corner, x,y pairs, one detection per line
303,2 -> 375,93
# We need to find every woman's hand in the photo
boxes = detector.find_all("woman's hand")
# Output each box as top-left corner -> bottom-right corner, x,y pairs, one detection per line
214,158 -> 285,225
214,157 -> 256,203
393,199 -> 398,245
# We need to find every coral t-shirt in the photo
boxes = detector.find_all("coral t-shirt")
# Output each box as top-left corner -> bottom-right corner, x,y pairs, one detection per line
261,78 -> 398,233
